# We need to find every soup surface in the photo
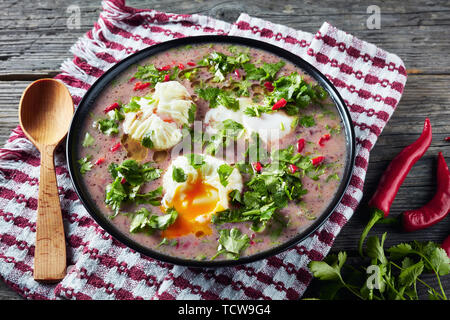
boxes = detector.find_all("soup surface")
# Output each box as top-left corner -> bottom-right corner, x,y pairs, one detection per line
77,43 -> 347,261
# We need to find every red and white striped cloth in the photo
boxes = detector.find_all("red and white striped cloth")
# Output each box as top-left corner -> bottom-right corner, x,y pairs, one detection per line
0,0 -> 406,300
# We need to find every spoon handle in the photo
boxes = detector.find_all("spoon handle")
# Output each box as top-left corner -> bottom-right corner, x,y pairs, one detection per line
34,144 -> 66,282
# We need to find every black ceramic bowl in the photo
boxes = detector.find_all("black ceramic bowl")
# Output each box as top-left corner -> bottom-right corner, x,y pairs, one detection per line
66,35 -> 356,267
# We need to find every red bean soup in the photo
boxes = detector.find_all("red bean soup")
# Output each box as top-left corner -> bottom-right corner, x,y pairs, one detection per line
75,42 -> 348,262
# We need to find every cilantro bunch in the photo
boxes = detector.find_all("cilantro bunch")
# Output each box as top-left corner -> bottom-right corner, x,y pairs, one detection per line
133,64 -> 179,84
266,73 -> 328,116
105,159 -> 162,216
307,233 -> 450,300
212,144 -> 328,233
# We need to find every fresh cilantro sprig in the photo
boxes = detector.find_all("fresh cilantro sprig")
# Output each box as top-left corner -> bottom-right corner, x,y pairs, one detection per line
198,51 -> 250,82
307,233 -> 450,300
266,72 -> 328,116
78,155 -> 93,174
211,228 -> 250,260
243,60 -> 285,82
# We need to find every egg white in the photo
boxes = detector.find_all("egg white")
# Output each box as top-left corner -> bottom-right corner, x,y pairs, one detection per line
122,81 -> 194,150
204,97 -> 296,144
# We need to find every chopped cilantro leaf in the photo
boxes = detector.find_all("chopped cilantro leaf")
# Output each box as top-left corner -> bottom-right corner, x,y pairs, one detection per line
78,155 -> 93,174
82,132 -> 95,147
217,163 -> 234,187
211,228 -> 250,260
129,207 -> 178,234
96,118 -> 119,136
299,115 -> 316,128
172,166 -> 187,183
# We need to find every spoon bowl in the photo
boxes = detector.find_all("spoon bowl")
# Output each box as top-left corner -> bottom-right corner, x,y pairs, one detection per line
19,78 -> 74,282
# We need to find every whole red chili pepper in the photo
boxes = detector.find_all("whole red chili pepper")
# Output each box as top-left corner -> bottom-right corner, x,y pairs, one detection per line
442,234 -> 450,258
402,152 -> 450,232
358,118 -> 432,255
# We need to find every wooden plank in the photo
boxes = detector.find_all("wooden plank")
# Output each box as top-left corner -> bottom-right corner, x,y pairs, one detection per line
0,0 -> 449,300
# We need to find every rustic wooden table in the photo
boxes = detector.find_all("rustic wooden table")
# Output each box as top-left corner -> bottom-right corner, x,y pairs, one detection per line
0,0 -> 449,300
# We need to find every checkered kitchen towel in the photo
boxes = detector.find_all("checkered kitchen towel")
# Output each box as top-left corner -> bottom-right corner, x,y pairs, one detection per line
0,0 -> 406,299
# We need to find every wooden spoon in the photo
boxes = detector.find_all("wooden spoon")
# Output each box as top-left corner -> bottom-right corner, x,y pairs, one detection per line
19,78 -> 74,282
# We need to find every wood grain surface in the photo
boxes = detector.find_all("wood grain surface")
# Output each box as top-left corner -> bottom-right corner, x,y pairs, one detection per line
0,0 -> 449,300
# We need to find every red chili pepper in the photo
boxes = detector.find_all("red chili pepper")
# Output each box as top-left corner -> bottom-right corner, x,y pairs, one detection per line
358,118 -> 432,255
133,81 -> 151,91
187,61 -> 196,67
234,69 -> 241,78
120,177 -> 127,184
95,157 -> 106,165
163,74 -> 170,82
128,77 -> 136,83
318,133 -> 331,147
445,137 -> 450,142
442,234 -> 450,258
178,63 -> 185,70
272,98 -> 287,111
252,161 -> 263,173
296,138 -> 305,153
263,81 -> 274,92
311,156 -> 324,166
103,102 -> 120,114
402,152 -> 450,232
288,164 -> 298,174
110,142 -> 121,152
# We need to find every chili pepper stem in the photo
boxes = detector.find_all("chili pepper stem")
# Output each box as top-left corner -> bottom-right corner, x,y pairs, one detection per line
358,208 -> 385,256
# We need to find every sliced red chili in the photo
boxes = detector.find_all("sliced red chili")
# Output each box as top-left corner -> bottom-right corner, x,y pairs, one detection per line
187,61 -> 196,66
288,164 -> 298,174
95,157 -> 106,165
358,118 -> 432,255
234,69 -> 241,78
311,156 -> 324,166
128,77 -> 136,83
163,74 -> 170,82
263,81 -> 274,92
178,63 -> 185,70
296,138 -> 306,153
110,142 -> 121,152
252,161 -> 263,173
402,152 -> 450,232
318,133 -> 331,147
103,102 -> 120,114
133,81 -> 151,91
272,98 -> 287,111
120,177 -> 127,184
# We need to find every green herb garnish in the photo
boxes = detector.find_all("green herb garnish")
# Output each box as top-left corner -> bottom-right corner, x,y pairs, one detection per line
211,228 -> 250,260
82,132 -> 95,147
129,207 -> 178,234
78,155 -> 93,174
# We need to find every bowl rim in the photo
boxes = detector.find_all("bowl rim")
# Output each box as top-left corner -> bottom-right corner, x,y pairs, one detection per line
66,35 -> 356,268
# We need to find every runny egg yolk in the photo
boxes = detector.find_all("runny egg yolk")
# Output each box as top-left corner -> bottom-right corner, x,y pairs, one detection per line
162,179 -> 220,239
